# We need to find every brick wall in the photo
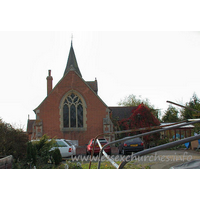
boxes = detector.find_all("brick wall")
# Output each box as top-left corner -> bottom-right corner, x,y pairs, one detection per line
35,71 -> 109,146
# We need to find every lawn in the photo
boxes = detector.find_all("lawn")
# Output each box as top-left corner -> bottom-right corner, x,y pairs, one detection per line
63,160 -> 151,169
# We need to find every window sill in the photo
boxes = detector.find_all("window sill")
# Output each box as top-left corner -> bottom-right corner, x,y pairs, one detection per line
62,127 -> 87,132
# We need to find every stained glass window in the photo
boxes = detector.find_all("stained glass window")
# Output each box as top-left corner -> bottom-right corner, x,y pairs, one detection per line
63,104 -> 69,128
77,104 -> 83,127
70,104 -> 76,127
63,93 -> 84,128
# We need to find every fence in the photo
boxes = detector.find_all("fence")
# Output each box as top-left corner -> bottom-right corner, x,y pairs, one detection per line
89,119 -> 200,169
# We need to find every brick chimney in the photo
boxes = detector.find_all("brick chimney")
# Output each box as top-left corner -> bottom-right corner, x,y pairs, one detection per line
46,70 -> 53,96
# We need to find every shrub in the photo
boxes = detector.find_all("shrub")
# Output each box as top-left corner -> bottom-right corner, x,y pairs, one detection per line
30,135 -> 56,168
157,138 -> 169,146
65,161 -> 82,169
26,141 -> 37,166
0,119 -> 28,160
51,148 -> 62,165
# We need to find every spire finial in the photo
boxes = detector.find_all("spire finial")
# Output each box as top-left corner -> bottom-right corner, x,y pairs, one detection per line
71,34 -> 73,47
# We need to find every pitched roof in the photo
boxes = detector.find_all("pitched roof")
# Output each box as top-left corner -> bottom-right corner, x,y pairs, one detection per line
109,106 -> 137,120
34,42 -> 108,112
63,42 -> 82,77
27,119 -> 35,133
34,71 -> 108,112
86,79 -> 98,94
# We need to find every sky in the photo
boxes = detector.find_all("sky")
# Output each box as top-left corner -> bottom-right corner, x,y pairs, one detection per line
1,0 -> 200,196
1,31 -> 200,130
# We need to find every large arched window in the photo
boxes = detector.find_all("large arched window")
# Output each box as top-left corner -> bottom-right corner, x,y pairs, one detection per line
60,91 -> 87,131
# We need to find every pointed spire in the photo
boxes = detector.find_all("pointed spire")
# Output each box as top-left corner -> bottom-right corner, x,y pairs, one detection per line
63,41 -> 82,77
71,34 -> 73,47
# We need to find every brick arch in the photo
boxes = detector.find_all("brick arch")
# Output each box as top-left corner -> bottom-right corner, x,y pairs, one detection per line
59,90 -> 87,132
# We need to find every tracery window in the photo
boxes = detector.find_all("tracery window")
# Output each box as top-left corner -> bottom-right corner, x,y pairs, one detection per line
63,93 -> 83,128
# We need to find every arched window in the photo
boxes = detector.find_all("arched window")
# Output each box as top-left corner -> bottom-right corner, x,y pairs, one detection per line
60,91 -> 86,131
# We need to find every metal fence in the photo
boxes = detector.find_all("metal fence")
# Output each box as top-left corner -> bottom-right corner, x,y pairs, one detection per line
89,119 -> 200,169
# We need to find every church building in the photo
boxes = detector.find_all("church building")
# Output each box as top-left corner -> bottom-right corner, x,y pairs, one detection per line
27,41 -> 113,146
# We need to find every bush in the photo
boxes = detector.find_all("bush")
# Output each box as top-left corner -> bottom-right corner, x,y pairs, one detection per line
65,161 -> 82,169
157,138 -> 169,146
25,135 -> 63,168
29,135 -> 56,168
51,148 -> 62,165
26,141 -> 37,166
0,119 -> 28,161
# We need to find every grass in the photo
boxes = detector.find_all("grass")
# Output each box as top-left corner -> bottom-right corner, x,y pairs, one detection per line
63,160 -> 151,169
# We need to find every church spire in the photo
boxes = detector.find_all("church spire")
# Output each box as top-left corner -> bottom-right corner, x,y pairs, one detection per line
71,34 -> 73,47
63,41 -> 82,77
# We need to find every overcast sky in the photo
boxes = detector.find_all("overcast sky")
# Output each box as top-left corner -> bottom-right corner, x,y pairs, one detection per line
1,1 -> 200,195
1,31 -> 200,130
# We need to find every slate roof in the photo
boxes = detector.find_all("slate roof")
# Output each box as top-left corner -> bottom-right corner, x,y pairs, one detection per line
63,42 -> 82,77
109,106 -> 138,120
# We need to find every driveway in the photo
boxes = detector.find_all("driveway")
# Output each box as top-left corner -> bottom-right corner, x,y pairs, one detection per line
63,149 -> 200,169
132,150 -> 200,169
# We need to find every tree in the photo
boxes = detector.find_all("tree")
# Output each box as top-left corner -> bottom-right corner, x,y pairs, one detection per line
118,94 -> 160,120
162,105 -> 180,122
117,104 -> 160,147
180,93 -> 200,120
0,118 -> 28,160
180,93 -> 200,134
118,94 -> 152,107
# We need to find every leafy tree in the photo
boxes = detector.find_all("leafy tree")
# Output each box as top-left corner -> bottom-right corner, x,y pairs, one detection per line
118,94 -> 160,120
162,105 -> 180,122
129,104 -> 160,129
118,94 -> 151,107
117,104 -> 160,147
180,93 -> 200,120
0,118 -> 28,160
179,93 -> 200,134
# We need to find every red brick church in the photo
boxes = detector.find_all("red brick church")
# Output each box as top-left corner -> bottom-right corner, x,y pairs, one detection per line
30,41 -> 193,147
27,41 -> 113,145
